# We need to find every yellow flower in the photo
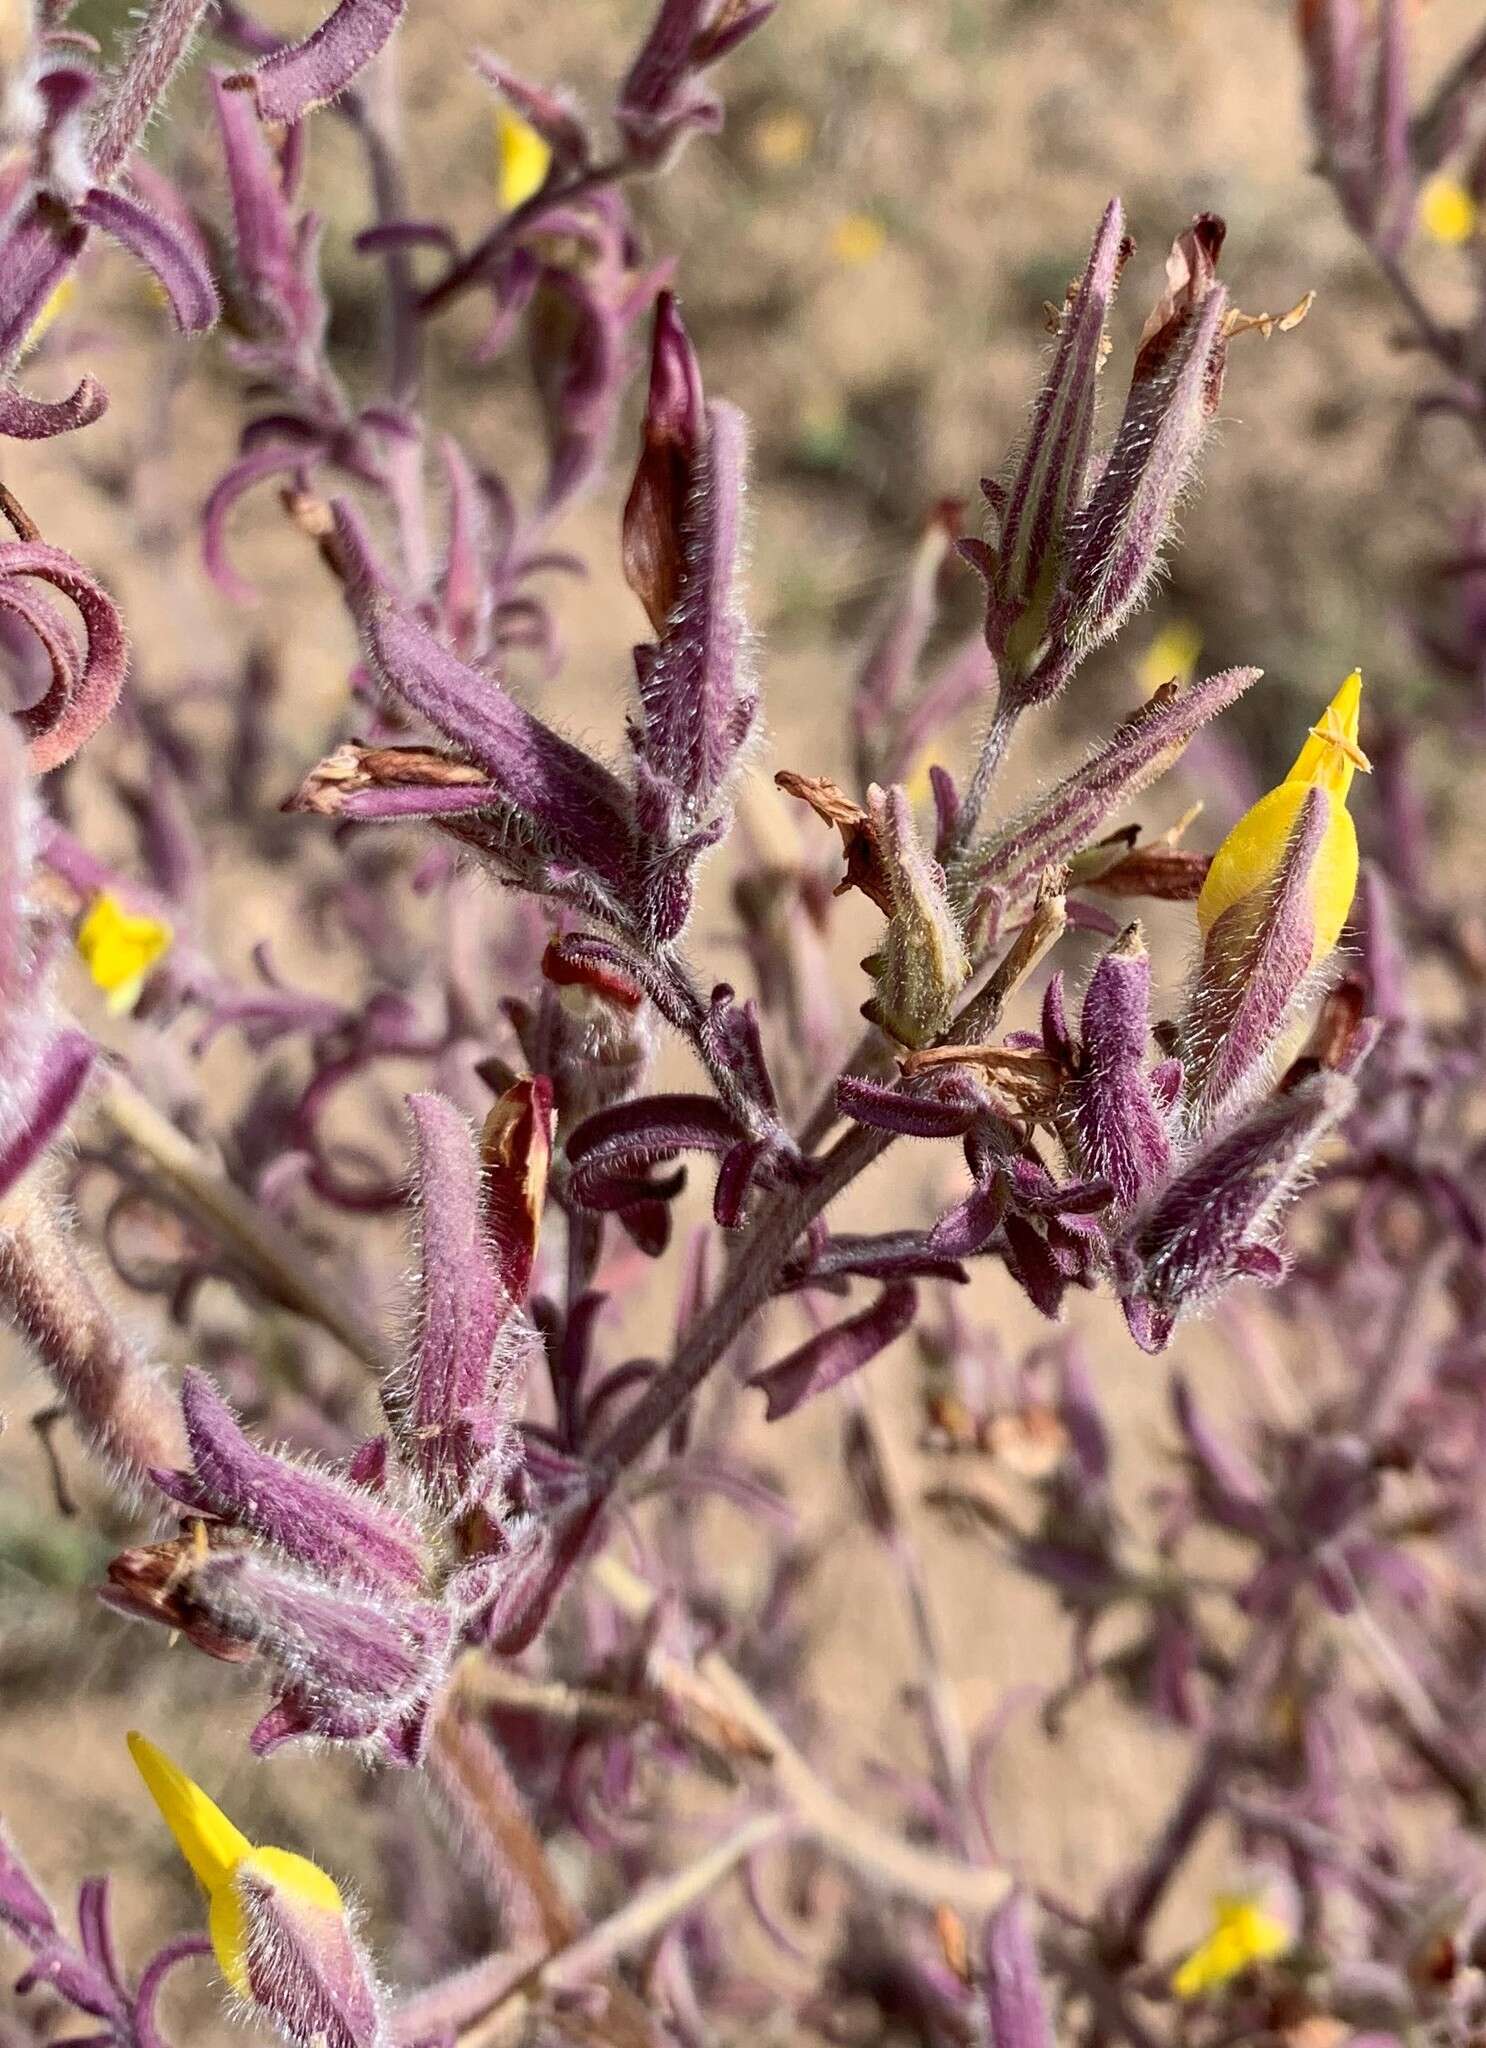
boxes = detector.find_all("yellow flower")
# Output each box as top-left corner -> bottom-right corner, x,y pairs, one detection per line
1420,173 -> 1478,247
1172,1892 -> 1291,1999
1138,619 -> 1203,697
128,1733 -> 346,1997
747,105 -> 813,170
830,213 -> 887,267
20,274 -> 76,359
1196,669 -> 1367,966
495,107 -> 552,213
75,893 -> 173,1015
904,748 -> 939,807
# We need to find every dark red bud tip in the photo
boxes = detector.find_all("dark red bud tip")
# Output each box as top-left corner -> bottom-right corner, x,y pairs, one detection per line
644,291 -> 705,451
541,937 -> 645,1010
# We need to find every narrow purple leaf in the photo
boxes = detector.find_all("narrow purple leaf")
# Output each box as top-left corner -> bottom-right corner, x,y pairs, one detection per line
230,0 -> 406,122
0,1030 -> 93,1200
159,1368 -> 429,1592
962,666 -> 1261,910
836,1073 -> 981,1139
565,1092 -> 743,1212
78,187 -> 220,332
749,1282 -> 917,1420
0,196 -> 85,370
332,501 -> 637,894
0,376 -> 108,440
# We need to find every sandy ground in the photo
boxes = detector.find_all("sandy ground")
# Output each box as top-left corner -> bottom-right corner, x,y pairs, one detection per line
4,0 -> 1485,2039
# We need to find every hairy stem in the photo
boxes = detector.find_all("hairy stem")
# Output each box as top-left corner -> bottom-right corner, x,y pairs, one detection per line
0,1182 -> 186,1483
589,1117 -> 891,1483
90,0 -> 217,183
946,699 -> 1020,860
593,893 -> 1066,1482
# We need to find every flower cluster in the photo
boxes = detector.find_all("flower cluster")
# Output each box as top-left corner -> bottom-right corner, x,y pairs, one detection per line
4,2 -> 1486,2046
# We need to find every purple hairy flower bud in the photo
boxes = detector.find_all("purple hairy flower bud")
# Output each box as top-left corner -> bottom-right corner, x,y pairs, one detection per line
130,1732 -> 384,2048
394,1090 -> 540,1512
624,295 -> 756,939
955,665 -> 1261,924
189,1549 -> 453,1762
968,201 -> 1128,706
1298,0 -> 1366,187
1369,0 -> 1414,255
224,1854 -> 384,2048
860,784 -> 970,1049
1068,923 -> 1173,1208
21,1226 -> 187,1483
1055,220 -> 1230,664
318,502 -> 639,921
154,1368 -> 430,1593
527,241 -> 654,515
616,0 -> 775,170
226,0 -> 406,123
1179,785 -> 1332,1130
230,1853 -> 386,2048
210,71 -> 326,353
1116,1069 -> 1358,1350
622,292 -> 706,637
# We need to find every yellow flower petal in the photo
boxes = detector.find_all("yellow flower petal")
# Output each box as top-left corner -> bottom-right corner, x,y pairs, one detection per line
130,1737 -> 350,1996
1284,668 -> 1368,800
208,1881 -> 253,1995
20,274 -> 76,360
1173,1894 -> 1291,1999
830,213 -> 887,267
1196,672 -> 1366,964
128,1733 -> 252,1897
75,892 -> 173,1015
1138,619 -> 1203,697
496,108 -> 552,213
747,105 -> 813,170
1420,173 -> 1478,247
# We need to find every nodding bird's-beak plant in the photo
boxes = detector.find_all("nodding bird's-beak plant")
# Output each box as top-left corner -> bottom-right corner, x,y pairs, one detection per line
5,0 -> 1486,2042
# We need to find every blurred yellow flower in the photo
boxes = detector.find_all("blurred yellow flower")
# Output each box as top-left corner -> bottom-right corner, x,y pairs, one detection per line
75,892 -> 172,1015
1172,1892 -> 1291,1999
1420,173 -> 1478,246
129,1732 -> 346,1997
830,213 -> 887,267
904,748 -> 938,806
748,105 -> 813,170
1196,669 -> 1367,966
20,274 -> 76,359
1138,618 -> 1203,696
496,107 -> 552,213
